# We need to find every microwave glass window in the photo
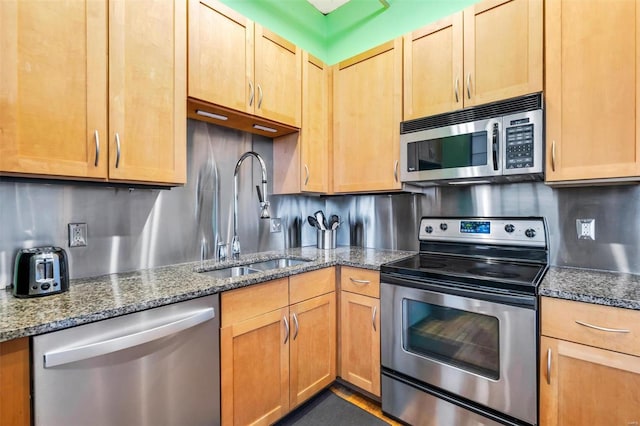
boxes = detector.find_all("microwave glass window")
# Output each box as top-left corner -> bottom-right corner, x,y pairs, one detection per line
408,131 -> 488,171
402,298 -> 500,379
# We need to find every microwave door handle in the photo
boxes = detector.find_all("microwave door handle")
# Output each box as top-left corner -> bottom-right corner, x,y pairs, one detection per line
492,125 -> 499,171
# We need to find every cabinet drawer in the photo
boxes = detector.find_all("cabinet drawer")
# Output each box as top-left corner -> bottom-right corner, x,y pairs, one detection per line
221,278 -> 288,326
542,297 -> 640,356
340,266 -> 380,298
289,267 -> 335,305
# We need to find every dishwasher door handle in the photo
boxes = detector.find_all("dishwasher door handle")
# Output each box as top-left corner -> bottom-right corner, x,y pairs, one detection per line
43,308 -> 215,368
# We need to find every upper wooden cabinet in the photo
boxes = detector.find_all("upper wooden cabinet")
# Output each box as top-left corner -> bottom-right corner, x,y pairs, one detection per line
273,52 -> 331,195
0,0 -> 108,180
108,0 -> 186,184
188,0 -> 301,128
404,0 -> 542,119
545,0 -> 640,183
0,0 -> 186,185
333,39 -> 403,193
301,53 -> 332,194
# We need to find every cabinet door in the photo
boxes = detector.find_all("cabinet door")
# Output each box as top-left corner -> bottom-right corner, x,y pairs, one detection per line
545,0 -> 640,182
0,0 -> 107,179
188,0 -> 253,114
302,53 -> 331,193
290,292 -> 336,408
0,338 -> 30,426
403,13 -> 463,120
463,0 -> 542,107
540,336 -> 640,426
109,0 -> 186,184
221,307 -> 290,426
339,291 -> 380,397
333,39 -> 402,193
254,25 -> 302,127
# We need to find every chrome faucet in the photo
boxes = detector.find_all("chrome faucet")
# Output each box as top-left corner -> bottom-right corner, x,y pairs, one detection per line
231,151 -> 270,259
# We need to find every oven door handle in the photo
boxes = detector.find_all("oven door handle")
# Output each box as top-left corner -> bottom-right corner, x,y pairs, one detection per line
381,273 -> 536,308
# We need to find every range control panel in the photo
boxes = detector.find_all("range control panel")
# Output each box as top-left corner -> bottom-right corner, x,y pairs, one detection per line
419,217 -> 546,247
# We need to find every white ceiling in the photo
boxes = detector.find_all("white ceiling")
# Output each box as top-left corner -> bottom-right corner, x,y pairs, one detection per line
307,0 -> 351,14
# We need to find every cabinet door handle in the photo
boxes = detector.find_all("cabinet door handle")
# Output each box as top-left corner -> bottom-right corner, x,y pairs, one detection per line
94,130 -> 100,167
349,277 -> 371,285
575,320 -> 630,333
551,140 -> 556,172
115,132 -> 121,169
248,80 -> 254,106
372,306 -> 377,331
304,164 -> 310,186
283,316 -> 289,344
292,313 -> 299,340
394,160 -> 399,183
466,73 -> 471,99
546,347 -> 551,385
257,84 -> 263,109
454,76 -> 459,103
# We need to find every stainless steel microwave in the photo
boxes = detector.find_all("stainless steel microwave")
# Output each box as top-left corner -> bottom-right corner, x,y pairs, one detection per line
400,93 -> 544,186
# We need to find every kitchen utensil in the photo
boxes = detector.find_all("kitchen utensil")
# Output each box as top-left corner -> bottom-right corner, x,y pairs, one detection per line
328,215 -> 339,229
308,216 -> 321,229
314,210 -> 327,230
316,229 -> 336,250
13,246 -> 69,298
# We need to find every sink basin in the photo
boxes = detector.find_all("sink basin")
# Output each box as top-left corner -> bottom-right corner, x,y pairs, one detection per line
199,266 -> 260,279
199,257 -> 311,279
248,258 -> 311,271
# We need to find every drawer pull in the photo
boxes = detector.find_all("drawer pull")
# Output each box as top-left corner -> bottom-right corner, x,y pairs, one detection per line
349,278 -> 371,285
575,320 -> 630,333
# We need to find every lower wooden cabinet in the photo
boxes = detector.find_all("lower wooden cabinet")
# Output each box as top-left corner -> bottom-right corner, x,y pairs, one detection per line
540,336 -> 640,426
540,297 -> 640,425
338,267 -> 381,397
221,268 -> 336,425
0,337 -> 30,426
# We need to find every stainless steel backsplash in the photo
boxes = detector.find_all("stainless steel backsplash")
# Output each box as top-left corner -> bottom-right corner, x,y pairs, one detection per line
2,119 -> 639,285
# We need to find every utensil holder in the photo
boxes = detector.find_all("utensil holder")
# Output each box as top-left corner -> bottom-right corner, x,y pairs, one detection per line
316,229 -> 336,250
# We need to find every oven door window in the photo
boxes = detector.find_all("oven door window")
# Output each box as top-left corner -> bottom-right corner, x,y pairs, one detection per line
402,299 -> 499,379
407,131 -> 488,171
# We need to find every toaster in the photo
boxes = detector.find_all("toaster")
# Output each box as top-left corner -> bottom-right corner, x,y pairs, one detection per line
13,247 -> 69,298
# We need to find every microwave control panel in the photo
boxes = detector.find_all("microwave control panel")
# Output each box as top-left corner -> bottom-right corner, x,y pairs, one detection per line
505,122 -> 534,169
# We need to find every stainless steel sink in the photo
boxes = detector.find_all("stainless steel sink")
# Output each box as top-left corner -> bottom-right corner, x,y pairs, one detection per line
248,258 -> 311,271
199,257 -> 311,279
199,266 -> 260,279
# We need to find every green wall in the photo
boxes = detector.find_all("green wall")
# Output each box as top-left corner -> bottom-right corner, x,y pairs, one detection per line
219,0 -> 479,65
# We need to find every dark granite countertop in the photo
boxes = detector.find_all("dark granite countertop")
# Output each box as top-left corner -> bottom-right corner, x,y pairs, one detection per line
0,246 -> 415,342
539,266 -> 640,311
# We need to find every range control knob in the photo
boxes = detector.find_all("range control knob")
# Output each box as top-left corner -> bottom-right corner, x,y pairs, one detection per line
440,223 -> 448,231
525,228 -> 536,238
504,224 -> 515,233
425,225 -> 433,234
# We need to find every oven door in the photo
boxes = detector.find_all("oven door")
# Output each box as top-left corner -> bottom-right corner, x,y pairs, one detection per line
381,280 -> 537,425
400,117 -> 502,183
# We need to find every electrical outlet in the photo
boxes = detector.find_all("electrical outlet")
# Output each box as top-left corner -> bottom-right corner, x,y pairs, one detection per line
576,219 -> 595,240
68,223 -> 88,247
270,218 -> 282,233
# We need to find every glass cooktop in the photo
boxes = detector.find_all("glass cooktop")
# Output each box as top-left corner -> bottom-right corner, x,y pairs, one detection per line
381,253 -> 547,294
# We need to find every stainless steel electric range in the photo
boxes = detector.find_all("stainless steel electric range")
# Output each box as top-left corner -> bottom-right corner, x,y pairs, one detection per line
380,217 -> 548,426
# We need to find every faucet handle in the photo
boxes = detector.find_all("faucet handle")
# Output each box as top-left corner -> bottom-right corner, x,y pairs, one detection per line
217,242 -> 228,262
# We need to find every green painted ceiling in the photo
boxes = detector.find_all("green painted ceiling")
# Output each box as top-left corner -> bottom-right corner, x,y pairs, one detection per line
219,0 -> 480,65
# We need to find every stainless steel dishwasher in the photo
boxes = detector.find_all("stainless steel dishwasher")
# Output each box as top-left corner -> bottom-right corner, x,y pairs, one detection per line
32,294 -> 220,426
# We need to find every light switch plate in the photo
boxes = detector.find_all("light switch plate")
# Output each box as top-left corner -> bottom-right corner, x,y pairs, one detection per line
576,219 -> 595,240
69,223 -> 88,247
